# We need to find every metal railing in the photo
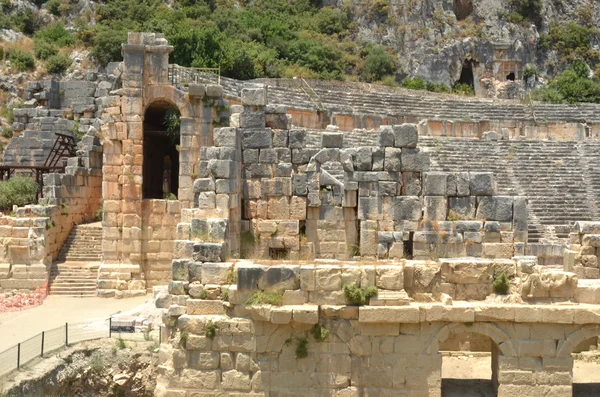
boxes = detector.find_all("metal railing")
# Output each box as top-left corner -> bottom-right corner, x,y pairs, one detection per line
0,319 -> 163,378
168,64 -> 221,86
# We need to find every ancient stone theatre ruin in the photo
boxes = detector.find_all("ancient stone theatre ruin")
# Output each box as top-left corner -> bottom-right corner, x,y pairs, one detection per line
2,32 -> 600,396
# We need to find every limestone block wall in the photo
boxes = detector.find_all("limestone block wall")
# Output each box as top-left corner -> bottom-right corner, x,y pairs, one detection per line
97,32 -> 229,295
201,87 -> 527,262
154,256 -> 600,397
566,221 -> 600,280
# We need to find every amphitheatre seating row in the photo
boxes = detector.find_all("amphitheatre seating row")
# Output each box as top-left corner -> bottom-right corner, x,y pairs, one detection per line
419,138 -> 600,243
303,130 -> 600,244
194,74 -> 600,123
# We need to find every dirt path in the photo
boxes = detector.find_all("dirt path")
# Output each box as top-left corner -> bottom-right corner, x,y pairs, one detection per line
0,296 -> 150,352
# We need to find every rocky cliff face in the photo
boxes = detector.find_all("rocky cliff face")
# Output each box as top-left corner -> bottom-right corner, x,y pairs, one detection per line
324,0 -> 596,90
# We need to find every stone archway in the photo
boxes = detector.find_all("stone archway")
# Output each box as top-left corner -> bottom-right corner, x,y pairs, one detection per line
426,322 -> 514,396
558,325 -> 600,358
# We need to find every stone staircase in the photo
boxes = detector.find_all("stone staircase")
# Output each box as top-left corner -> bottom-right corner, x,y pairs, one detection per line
48,262 -> 98,296
57,222 -> 103,262
49,222 -> 102,296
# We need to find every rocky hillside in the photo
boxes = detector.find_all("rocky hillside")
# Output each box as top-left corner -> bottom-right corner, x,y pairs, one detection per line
0,0 -> 599,148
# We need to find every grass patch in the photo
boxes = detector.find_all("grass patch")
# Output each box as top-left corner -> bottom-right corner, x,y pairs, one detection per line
492,272 -> 510,295
246,290 -> 284,306
295,337 -> 308,358
116,337 -> 127,350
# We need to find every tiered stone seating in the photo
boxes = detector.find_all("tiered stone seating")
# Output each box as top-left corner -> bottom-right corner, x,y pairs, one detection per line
188,73 -> 600,123
419,138 -> 600,243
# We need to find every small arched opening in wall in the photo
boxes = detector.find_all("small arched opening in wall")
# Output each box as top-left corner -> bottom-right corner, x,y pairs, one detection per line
143,100 -> 180,199
427,323 -> 513,396
561,325 -> 600,396
453,0 -> 473,21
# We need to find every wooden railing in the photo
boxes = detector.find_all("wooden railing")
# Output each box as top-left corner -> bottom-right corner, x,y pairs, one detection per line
168,64 -> 221,86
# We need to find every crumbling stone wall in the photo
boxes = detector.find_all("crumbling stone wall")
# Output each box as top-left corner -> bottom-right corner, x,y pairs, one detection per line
193,87 -> 527,262
3,69 -> 120,166
0,128 -> 102,292
566,221 -> 600,280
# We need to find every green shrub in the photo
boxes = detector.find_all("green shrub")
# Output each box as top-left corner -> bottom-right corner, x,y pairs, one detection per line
205,320 -> 218,340
453,82 -> 475,96
34,40 -> 58,60
7,49 -> 35,71
343,283 -> 378,306
401,77 -> 426,90
0,176 -> 39,211
116,337 -> 127,349
1,127 -> 13,138
179,331 -> 188,348
535,61 -> 600,104
426,81 -> 451,93
34,23 -> 74,47
0,0 -> 12,13
509,0 -> 543,26
362,46 -> 395,83
96,207 -> 103,221
311,324 -> 329,342
295,337 -> 308,358
314,7 -> 349,35
12,9 -> 40,35
492,272 -> 510,294
523,64 -> 538,80
46,0 -> 62,16
91,28 -> 128,66
46,54 -> 71,74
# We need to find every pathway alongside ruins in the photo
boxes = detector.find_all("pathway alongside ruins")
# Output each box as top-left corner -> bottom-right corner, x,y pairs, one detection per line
0,295 -> 148,352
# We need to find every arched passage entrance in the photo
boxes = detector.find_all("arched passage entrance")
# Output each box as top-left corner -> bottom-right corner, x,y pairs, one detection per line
143,100 -> 180,199
427,323 -> 514,396
560,325 -> 600,396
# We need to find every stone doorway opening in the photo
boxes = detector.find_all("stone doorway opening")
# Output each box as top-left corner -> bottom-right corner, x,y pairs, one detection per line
440,332 -> 499,396
143,101 -> 180,199
454,0 -> 473,21
572,336 -> 600,396
456,59 -> 475,92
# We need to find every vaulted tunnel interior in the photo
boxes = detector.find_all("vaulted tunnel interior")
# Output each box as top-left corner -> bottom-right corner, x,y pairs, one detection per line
143,100 -> 180,199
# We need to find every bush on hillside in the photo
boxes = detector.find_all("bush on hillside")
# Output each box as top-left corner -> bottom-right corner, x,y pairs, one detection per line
12,9 -> 41,35
0,176 -> 39,211
46,54 -> 71,74
535,60 -> 600,104
7,49 -> 35,71
402,77 -> 426,90
34,39 -> 58,60
46,0 -> 62,16
509,0 -> 543,26
362,46 -> 395,83
34,23 -> 74,47
91,28 -> 128,66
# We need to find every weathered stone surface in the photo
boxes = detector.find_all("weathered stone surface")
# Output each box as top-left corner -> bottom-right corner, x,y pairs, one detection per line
393,124 -> 418,148
469,172 -> 496,196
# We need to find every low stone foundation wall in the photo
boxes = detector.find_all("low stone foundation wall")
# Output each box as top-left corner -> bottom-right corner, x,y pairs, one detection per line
151,248 -> 600,397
